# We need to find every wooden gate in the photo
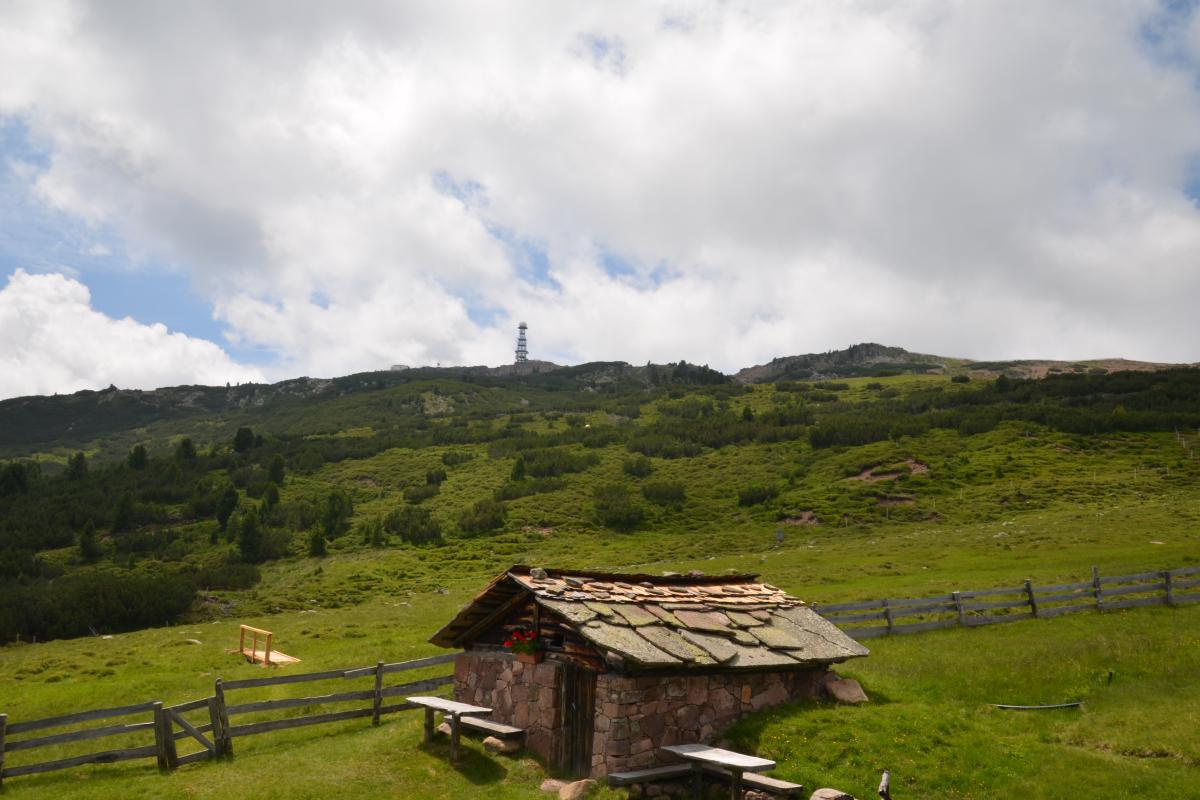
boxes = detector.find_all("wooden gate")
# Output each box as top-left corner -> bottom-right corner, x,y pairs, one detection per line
556,663 -> 596,776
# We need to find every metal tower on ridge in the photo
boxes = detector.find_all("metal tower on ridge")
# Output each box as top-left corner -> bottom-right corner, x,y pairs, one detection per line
515,321 -> 529,363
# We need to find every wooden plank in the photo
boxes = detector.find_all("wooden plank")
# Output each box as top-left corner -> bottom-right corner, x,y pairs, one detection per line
168,710 -> 215,753
1100,571 -> 1161,584
1025,580 -> 1038,618
459,717 -> 524,739
1170,565 -> 1200,577
379,676 -> 455,699
1101,583 -> 1164,598
1034,580 -> 1092,593
7,702 -> 158,735
1092,565 -> 1104,610
5,720 -> 155,752
963,612 -> 1033,627
339,652 -> 460,679
226,689 -> 374,716
953,591 -> 965,626
167,698 -> 211,714
958,586 -> 1025,598
882,599 -> 894,634
2,745 -> 158,777
889,603 -> 957,619
378,701 -> 422,716
701,765 -> 805,795
812,599 -> 880,613
825,610 -> 887,623
892,619 -> 959,634
608,764 -> 693,785
885,594 -> 955,608
175,750 -> 213,766
963,599 -> 1028,611
172,723 -> 214,741
221,667 -> 354,690
1105,597 -> 1166,611
1172,592 -> 1200,603
381,652 -> 460,675
1034,591 -> 1095,604
1038,604 -> 1096,618
1174,578 -> 1200,590
229,707 -> 373,738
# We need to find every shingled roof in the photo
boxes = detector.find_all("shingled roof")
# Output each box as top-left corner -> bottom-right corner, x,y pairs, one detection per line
430,566 -> 868,671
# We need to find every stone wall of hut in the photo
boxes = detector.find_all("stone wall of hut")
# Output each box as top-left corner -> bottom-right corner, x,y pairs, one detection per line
590,667 -> 826,776
455,650 -> 827,778
454,651 -> 564,765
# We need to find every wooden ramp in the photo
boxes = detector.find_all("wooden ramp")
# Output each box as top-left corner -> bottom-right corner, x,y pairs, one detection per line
232,625 -> 300,667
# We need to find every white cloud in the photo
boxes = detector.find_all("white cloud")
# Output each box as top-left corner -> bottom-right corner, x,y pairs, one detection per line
0,269 -> 263,398
0,0 -> 1198,389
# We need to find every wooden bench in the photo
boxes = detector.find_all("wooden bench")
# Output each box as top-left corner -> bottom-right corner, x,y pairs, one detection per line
701,765 -> 805,796
406,696 -> 492,763
608,764 -> 694,786
458,717 -> 525,740
660,743 -> 779,800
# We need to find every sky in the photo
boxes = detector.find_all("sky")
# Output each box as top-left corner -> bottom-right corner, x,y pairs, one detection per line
2,1 -> 1200,400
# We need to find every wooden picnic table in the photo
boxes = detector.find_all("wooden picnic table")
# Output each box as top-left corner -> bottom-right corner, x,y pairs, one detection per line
406,696 -> 492,763
661,743 -> 776,800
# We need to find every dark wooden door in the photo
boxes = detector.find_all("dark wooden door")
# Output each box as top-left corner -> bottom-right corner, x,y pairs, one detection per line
557,662 -> 596,776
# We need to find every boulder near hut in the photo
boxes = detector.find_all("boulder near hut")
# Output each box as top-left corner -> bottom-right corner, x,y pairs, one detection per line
430,566 -> 868,777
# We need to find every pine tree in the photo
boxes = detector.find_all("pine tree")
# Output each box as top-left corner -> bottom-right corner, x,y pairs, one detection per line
79,519 -> 101,561
238,512 -> 262,563
308,529 -> 327,557
268,454 -> 286,485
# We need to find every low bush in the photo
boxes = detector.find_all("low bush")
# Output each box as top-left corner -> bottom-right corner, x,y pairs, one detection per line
737,484 -> 779,506
642,480 -> 686,508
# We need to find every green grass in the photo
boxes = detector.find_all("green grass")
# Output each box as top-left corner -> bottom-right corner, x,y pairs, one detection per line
6,375 -> 1200,797
727,605 -> 1200,799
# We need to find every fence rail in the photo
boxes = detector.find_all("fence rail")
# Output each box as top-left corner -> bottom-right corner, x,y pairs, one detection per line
0,653 -> 459,785
814,564 -> 1200,640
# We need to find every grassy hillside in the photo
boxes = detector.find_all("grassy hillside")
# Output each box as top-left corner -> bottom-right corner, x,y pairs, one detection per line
2,366 -> 1200,797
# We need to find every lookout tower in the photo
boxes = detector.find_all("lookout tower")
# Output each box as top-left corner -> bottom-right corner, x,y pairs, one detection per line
515,321 -> 528,364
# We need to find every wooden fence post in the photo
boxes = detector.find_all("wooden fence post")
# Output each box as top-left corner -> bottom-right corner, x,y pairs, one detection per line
158,703 -> 178,769
952,591 -> 965,627
1163,570 -> 1174,605
372,661 -> 385,726
882,599 -> 894,635
208,696 -> 224,756
1024,580 -> 1039,618
1092,566 -> 1104,611
153,702 -> 168,771
0,712 -> 7,787
214,678 -> 233,756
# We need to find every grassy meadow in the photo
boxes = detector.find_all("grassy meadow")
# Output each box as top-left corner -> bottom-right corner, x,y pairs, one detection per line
3,371 -> 1200,798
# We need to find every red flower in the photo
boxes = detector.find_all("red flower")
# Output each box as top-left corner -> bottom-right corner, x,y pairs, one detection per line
504,640 -> 512,647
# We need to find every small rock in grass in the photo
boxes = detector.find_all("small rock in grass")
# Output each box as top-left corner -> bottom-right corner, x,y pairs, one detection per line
482,735 -> 522,754
824,673 -> 868,704
540,778 -> 567,793
811,789 -> 856,800
436,722 -> 452,735
559,778 -> 596,800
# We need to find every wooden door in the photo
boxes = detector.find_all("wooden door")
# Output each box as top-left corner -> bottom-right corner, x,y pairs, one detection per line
556,662 -> 596,776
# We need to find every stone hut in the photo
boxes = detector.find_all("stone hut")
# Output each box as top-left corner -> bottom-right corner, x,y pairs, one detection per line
429,566 -> 868,777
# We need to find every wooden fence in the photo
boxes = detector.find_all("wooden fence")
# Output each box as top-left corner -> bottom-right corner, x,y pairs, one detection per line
0,652 -> 458,785
813,564 -> 1200,639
